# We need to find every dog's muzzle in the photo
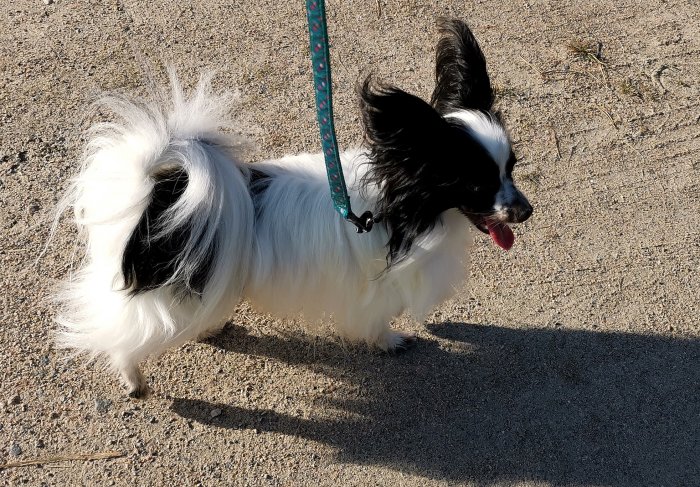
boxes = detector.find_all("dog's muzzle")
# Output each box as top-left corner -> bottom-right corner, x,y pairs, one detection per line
505,197 -> 533,223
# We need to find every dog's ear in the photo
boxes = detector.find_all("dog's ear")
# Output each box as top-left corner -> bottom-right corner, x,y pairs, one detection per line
359,77 -> 455,264
360,77 -> 450,168
430,18 -> 494,113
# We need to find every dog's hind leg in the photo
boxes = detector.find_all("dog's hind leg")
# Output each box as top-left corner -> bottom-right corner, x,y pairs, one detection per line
116,360 -> 150,399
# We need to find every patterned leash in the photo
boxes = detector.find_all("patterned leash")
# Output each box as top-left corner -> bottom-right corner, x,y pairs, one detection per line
305,0 -> 375,233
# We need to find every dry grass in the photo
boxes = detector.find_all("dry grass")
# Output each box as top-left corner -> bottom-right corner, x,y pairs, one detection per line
493,84 -> 519,100
618,77 -> 659,101
566,39 -> 606,65
619,78 -> 642,98
0,451 -> 126,470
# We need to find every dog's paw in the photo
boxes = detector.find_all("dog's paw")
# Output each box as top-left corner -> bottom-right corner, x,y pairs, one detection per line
120,365 -> 150,399
379,331 -> 417,354
128,384 -> 152,400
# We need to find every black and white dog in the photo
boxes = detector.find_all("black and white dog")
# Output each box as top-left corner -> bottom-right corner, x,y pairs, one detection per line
56,19 -> 532,397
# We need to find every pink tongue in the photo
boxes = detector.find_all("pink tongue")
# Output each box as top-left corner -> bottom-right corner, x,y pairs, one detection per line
487,221 -> 515,251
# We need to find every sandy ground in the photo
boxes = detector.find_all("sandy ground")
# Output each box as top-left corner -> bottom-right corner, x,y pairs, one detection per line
1,0 -> 699,485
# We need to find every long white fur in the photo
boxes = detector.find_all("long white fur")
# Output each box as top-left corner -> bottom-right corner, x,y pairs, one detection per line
56,75 -> 474,394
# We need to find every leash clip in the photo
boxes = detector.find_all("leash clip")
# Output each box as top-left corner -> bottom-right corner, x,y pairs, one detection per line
346,210 -> 376,233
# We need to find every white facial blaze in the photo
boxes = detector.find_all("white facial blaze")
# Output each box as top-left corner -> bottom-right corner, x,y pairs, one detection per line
446,110 -> 510,167
494,179 -> 517,212
446,110 -> 514,213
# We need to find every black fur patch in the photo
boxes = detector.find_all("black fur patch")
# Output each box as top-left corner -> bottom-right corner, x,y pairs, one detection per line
430,19 -> 494,113
121,166 -> 272,296
359,79 -> 501,266
249,167 -> 271,219
121,168 -> 213,296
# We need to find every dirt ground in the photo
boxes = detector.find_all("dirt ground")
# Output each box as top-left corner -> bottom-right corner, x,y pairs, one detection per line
1,0 -> 699,485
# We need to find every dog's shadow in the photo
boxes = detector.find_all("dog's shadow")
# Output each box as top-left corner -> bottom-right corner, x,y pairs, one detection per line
171,322 -> 699,485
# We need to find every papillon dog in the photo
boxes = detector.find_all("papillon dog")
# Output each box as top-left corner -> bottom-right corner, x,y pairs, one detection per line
55,19 -> 532,397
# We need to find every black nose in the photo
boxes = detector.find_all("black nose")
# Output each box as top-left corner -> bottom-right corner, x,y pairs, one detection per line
509,202 -> 533,223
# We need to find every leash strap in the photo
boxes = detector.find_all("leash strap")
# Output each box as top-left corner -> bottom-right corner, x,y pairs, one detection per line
305,0 -> 375,233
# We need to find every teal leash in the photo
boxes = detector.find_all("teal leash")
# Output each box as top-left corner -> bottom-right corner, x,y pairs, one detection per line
305,0 -> 375,233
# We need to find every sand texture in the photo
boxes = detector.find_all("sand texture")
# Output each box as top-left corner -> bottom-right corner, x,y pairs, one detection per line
1,0 -> 699,485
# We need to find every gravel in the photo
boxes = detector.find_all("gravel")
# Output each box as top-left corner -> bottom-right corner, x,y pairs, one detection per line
1,1 -> 698,486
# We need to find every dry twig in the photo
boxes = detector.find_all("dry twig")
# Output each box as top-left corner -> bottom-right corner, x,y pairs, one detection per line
596,106 -> 619,130
0,451 -> 125,469
550,126 -> 562,159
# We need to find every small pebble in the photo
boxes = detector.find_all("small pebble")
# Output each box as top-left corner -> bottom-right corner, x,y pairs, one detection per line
43,0 -> 54,5
210,408 -> 222,418
36,439 -> 45,448
95,398 -> 112,414
9,394 -> 21,405
9,443 -> 22,456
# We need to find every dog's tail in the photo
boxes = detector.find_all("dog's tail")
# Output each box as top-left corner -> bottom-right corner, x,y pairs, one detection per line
55,71 -> 254,369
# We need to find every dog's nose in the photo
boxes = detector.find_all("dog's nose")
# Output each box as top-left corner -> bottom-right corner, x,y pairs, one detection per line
509,202 -> 533,223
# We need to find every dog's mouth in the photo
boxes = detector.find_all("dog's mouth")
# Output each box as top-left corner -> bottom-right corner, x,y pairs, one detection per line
467,215 -> 515,251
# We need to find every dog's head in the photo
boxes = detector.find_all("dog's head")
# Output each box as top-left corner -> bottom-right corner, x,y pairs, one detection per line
361,19 -> 532,264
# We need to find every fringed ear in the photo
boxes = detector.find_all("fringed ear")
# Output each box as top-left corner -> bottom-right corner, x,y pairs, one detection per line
359,77 -> 454,265
360,77 -> 450,175
430,18 -> 494,113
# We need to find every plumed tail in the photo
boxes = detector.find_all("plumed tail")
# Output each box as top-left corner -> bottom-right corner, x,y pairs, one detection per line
55,71 -> 254,362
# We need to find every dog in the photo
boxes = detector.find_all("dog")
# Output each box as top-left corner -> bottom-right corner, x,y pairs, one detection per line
55,19 -> 532,397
